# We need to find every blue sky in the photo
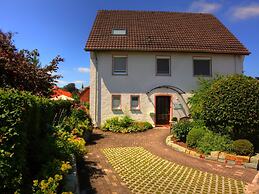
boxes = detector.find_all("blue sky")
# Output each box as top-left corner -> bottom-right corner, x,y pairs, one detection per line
1,0 -> 259,88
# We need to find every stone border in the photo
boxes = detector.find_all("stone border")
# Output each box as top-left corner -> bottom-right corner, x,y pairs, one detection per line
166,135 -> 259,170
64,155 -> 80,194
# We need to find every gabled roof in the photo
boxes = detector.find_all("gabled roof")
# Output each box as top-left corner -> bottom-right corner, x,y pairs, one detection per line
52,87 -> 72,98
85,10 -> 250,55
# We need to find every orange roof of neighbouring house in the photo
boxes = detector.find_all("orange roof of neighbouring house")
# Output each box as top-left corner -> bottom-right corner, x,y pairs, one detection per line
52,87 -> 72,98
85,10 -> 250,55
79,86 -> 90,103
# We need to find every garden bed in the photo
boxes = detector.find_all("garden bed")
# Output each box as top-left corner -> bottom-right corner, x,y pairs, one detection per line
166,135 -> 259,170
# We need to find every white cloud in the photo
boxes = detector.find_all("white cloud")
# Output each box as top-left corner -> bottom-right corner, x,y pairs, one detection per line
57,80 -> 68,85
77,67 -> 90,73
74,80 -> 86,84
189,1 -> 221,13
232,5 -> 259,19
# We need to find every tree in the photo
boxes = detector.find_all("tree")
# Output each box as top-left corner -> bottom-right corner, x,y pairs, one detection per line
0,31 -> 63,97
63,83 -> 78,94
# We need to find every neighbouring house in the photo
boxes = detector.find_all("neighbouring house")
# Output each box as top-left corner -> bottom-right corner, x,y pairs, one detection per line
85,10 -> 250,127
79,86 -> 90,103
51,86 -> 74,101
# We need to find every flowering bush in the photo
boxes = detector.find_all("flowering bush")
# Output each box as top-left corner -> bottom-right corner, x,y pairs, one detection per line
33,161 -> 72,194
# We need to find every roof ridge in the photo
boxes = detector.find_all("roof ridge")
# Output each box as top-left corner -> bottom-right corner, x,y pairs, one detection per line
97,9 -> 213,16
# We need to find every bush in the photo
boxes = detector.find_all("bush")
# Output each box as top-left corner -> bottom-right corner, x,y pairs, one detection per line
0,88 -> 72,193
172,120 -> 204,142
102,116 -> 153,133
186,126 -> 207,147
197,131 -> 233,154
191,75 -> 259,142
232,139 -> 254,156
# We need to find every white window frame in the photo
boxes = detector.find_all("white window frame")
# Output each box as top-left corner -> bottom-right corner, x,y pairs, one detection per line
111,95 -> 122,110
193,57 -> 212,77
130,95 -> 140,110
112,55 -> 128,75
156,56 -> 171,76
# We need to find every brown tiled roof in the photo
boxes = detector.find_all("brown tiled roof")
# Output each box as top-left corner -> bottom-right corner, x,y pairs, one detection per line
85,10 -> 250,55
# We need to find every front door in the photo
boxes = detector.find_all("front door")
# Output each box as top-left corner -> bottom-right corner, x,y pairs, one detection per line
155,96 -> 171,125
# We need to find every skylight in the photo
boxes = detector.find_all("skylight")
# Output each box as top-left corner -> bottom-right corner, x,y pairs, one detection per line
112,29 -> 127,35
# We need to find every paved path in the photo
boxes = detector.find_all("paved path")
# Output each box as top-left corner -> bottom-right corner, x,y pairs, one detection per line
79,127 -> 257,194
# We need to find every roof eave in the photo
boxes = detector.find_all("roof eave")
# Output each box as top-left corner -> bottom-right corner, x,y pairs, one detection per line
84,47 -> 250,55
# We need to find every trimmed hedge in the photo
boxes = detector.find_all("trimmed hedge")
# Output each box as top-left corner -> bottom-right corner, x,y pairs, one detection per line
0,88 -> 72,193
102,116 -> 153,133
189,75 -> 259,146
232,139 -> 254,156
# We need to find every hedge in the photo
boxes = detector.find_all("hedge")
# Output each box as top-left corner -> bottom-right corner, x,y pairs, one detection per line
0,88 -> 72,193
189,75 -> 259,145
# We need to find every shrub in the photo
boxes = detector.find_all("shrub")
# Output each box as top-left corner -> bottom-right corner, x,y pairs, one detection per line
186,126 -> 207,147
232,139 -> 254,156
102,116 -> 153,133
172,120 -> 204,142
191,75 -> 259,141
197,131 -> 233,154
0,88 -> 72,193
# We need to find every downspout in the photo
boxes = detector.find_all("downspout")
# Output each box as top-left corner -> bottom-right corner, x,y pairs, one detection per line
234,55 -> 237,74
94,52 -> 99,126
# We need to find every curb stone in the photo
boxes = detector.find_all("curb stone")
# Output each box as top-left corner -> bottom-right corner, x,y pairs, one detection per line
166,135 -> 258,170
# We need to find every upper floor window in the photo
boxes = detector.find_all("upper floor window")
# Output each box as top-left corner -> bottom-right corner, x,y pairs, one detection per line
112,29 -> 127,35
156,56 -> 171,76
112,56 -> 128,75
193,57 -> 212,76
131,95 -> 140,110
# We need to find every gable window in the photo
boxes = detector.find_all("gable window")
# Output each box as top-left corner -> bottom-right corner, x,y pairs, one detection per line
193,57 -> 212,76
112,56 -> 127,75
156,56 -> 171,76
131,95 -> 140,110
112,29 -> 127,35
112,95 -> 121,110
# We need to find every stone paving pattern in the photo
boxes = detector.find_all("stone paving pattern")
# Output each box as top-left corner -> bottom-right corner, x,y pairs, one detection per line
79,128 -> 257,194
103,147 -> 245,194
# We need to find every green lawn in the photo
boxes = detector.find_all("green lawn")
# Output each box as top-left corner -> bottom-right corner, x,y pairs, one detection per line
102,147 -> 245,194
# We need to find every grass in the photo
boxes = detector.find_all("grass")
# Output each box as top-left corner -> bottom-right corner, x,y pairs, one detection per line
102,147 -> 245,194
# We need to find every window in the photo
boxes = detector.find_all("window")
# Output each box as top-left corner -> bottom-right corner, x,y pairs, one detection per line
112,56 -> 127,75
112,29 -> 127,35
156,56 -> 171,76
131,95 -> 140,110
193,57 -> 212,76
112,95 -> 121,110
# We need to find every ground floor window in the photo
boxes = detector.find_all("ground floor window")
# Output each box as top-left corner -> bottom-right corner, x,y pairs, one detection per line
131,95 -> 140,110
112,95 -> 121,110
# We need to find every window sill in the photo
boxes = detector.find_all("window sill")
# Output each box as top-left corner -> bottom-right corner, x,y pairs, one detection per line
156,74 -> 171,76
112,73 -> 128,76
193,75 -> 212,77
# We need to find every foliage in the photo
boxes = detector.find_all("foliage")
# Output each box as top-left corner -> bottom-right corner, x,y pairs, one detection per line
189,75 -> 259,144
54,126 -> 87,157
32,161 -> 72,194
102,116 -> 153,133
232,139 -> 254,156
63,83 -> 78,94
84,102 -> 90,110
186,126 -> 208,148
188,77 -> 220,120
0,31 -> 63,97
171,120 -> 204,142
197,131 -> 233,154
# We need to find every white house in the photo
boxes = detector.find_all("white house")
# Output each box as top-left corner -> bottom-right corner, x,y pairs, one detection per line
85,10 -> 250,127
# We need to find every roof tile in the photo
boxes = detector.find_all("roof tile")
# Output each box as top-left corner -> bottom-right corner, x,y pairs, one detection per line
85,10 -> 250,55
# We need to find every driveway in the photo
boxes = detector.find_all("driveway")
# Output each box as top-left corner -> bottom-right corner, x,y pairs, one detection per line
78,127 -> 257,194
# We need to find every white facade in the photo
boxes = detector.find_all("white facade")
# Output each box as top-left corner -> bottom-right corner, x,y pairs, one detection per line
90,51 -> 244,126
